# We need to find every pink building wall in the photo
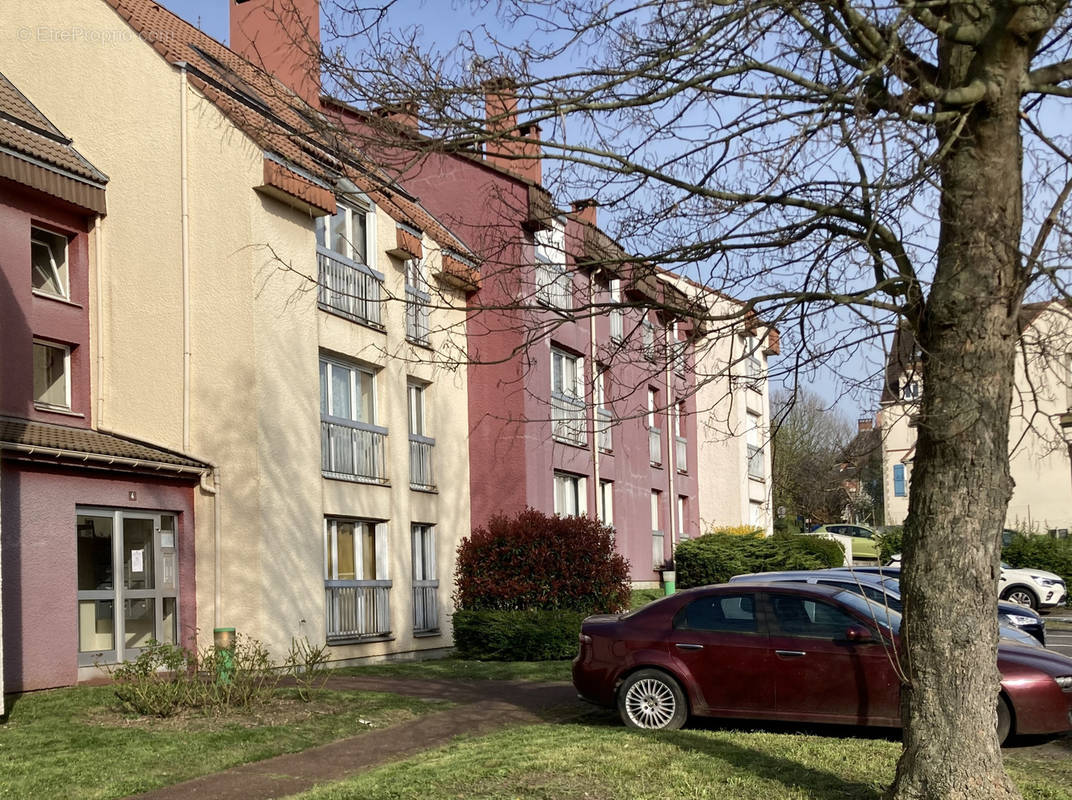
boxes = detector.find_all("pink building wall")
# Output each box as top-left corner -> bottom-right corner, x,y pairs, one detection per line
0,180 -> 93,426
1,465 -> 197,692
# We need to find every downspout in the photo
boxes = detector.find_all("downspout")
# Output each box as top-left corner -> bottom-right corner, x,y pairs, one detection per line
94,215 -> 106,428
666,324 -> 677,551
589,272 -> 600,519
176,62 -> 223,628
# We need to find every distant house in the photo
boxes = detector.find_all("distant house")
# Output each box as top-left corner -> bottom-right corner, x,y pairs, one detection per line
836,418 -> 884,525
880,304 -> 1072,536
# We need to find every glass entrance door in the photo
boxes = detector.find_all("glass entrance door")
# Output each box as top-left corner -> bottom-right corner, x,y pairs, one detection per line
77,509 -> 179,666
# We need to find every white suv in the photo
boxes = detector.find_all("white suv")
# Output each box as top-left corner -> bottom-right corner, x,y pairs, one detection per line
999,563 -> 1068,611
887,555 -> 1067,611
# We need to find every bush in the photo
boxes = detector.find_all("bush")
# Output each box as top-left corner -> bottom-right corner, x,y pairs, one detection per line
452,609 -> 587,660
1002,535 -> 1072,605
675,532 -> 845,589
454,507 -> 631,614
876,526 -> 903,563
705,524 -> 765,537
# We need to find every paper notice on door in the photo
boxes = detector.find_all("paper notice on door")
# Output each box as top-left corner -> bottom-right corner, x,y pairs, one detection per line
131,549 -> 144,573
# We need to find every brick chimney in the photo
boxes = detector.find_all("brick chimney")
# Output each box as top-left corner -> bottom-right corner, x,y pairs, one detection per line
858,418 -> 874,433
571,199 -> 598,227
373,102 -> 419,131
483,78 -> 542,184
231,0 -> 321,108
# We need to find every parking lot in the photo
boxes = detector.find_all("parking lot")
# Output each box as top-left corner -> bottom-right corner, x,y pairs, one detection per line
1045,618 -> 1072,657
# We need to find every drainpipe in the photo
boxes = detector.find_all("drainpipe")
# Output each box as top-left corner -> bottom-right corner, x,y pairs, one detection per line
177,62 -> 192,454
199,468 -> 223,628
665,324 -> 677,551
94,215 -> 106,428
589,271 -> 601,520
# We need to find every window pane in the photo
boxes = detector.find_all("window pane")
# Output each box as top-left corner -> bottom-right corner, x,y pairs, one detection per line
352,209 -> 368,265
331,364 -> 352,419
357,370 -> 374,423
361,523 -> 376,580
33,342 -> 68,407
335,522 -> 356,580
123,518 -> 155,591
31,229 -> 68,297
408,385 -> 423,435
124,598 -> 156,649
679,594 -> 757,632
329,206 -> 349,258
77,515 -> 114,590
78,599 -> 114,653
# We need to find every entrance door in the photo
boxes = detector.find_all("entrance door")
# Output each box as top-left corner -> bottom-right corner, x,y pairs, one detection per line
77,510 -> 179,666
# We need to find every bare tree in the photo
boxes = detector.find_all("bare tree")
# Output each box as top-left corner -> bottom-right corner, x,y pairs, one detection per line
771,388 -> 855,526
305,1 -> 1072,797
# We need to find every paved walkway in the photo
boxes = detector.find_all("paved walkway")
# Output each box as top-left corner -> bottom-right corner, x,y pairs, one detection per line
126,677 -> 586,800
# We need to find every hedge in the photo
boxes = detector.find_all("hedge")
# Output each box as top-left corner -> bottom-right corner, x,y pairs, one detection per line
452,609 -> 588,661
675,532 -> 845,589
1002,535 -> 1072,606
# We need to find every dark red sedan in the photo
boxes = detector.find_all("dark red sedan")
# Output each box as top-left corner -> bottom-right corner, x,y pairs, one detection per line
572,583 -> 1072,741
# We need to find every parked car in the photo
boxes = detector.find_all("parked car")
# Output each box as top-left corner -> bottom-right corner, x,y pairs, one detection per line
807,524 -> 879,560
729,568 -> 1046,646
572,582 -> 1072,741
886,556 -> 1067,611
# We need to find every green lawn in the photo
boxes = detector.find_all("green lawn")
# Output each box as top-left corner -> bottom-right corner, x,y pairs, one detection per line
0,685 -> 447,800
290,721 -> 1072,800
332,657 -> 572,683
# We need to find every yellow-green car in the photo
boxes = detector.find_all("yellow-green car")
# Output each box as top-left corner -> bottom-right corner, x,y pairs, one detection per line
809,524 -> 880,560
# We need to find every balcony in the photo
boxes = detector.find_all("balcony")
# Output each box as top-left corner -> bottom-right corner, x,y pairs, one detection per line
317,248 -> 383,329
412,581 -> 439,634
405,287 -> 430,346
409,435 -> 436,491
324,580 -> 392,642
675,435 -> 687,474
596,407 -> 613,453
649,426 -> 663,466
552,393 -> 587,446
748,444 -> 764,480
322,420 -> 388,483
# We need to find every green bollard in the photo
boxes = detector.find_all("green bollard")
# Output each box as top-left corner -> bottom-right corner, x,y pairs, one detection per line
662,570 -> 676,596
213,627 -> 236,685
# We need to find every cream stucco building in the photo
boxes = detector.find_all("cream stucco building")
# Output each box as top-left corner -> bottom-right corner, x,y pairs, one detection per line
880,302 -> 1072,536
2,0 -> 476,677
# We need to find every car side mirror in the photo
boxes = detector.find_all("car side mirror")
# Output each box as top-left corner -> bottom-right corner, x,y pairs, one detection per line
843,625 -> 874,643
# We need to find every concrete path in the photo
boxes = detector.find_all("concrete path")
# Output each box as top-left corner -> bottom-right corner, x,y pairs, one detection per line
126,677 -> 585,800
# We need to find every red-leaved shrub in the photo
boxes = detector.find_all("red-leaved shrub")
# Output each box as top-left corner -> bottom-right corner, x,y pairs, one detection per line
455,507 -> 631,613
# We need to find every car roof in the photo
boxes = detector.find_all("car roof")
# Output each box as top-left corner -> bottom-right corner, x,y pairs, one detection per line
731,569 -> 892,587
677,581 -> 850,599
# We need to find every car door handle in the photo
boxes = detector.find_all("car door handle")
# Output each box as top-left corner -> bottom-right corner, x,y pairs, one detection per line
776,650 -> 806,658
675,643 -> 704,651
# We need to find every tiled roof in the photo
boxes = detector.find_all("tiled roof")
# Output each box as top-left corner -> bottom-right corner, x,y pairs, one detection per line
0,418 -> 208,473
100,0 -> 473,259
0,71 -> 108,212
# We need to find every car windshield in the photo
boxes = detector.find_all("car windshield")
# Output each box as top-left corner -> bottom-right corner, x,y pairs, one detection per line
833,590 -> 902,634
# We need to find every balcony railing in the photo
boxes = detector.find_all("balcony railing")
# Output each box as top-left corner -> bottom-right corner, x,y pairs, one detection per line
409,436 -> 436,491
596,407 -> 613,452
413,581 -> 439,634
322,420 -> 388,483
649,426 -> 663,466
552,393 -> 587,446
325,580 -> 392,641
748,444 -> 764,479
535,261 -> 572,309
405,286 -> 430,345
675,435 -> 688,474
317,248 -> 383,328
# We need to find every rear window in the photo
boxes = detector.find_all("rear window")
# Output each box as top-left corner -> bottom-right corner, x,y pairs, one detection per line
675,594 -> 757,633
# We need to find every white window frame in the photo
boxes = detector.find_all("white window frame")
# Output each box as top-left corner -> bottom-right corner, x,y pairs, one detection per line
554,471 -> 587,517
677,495 -> 687,539
405,258 -> 431,345
33,339 -> 71,411
534,219 -> 571,309
411,523 -> 439,634
31,226 -> 69,300
551,347 -> 586,446
598,479 -> 614,528
609,279 -> 624,342
746,412 -> 764,480
317,197 -> 376,270
320,356 -> 378,427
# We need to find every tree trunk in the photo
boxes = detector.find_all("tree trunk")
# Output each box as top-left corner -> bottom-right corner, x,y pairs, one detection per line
888,15 -> 1031,800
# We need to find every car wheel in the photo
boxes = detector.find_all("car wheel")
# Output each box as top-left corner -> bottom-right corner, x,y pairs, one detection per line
1001,586 -> 1038,610
618,669 -> 688,730
997,695 -> 1012,745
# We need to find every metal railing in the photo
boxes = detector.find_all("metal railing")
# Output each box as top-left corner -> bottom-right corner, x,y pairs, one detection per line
675,435 -> 688,473
321,421 -> 388,483
596,407 -> 613,452
649,427 -> 663,466
405,286 -> 430,345
409,436 -> 436,490
317,249 -> 383,328
412,581 -> 439,633
325,580 -> 392,641
552,393 -> 587,445
748,444 -> 764,479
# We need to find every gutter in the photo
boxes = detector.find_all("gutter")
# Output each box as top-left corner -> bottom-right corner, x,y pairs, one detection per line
0,442 -> 208,476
